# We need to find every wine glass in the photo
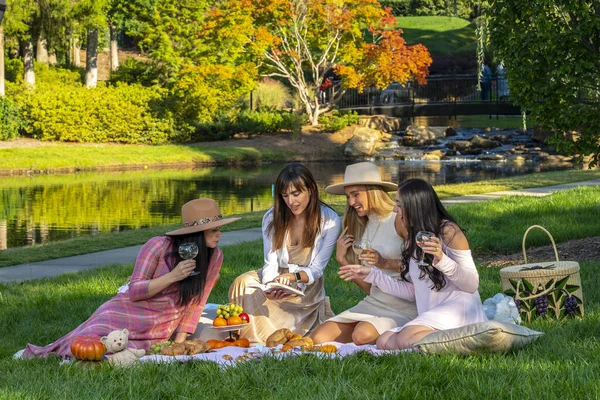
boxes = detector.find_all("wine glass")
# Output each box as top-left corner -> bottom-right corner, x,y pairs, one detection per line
352,239 -> 371,266
416,231 -> 435,267
179,242 -> 199,276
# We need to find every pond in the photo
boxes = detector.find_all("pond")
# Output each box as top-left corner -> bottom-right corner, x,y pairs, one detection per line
0,160 -> 579,249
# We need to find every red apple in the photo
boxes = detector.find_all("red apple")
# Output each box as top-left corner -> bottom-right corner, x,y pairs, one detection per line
224,337 -> 236,343
239,312 -> 250,324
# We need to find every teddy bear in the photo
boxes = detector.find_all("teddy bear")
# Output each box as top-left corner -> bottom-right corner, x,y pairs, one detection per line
100,329 -> 146,366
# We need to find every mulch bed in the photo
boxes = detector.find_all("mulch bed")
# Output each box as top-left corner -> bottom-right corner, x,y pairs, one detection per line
476,236 -> 600,267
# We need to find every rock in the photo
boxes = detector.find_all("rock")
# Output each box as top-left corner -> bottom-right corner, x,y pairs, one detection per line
479,154 -> 506,161
506,155 -> 527,162
343,127 -> 383,157
470,135 -> 500,149
423,150 -> 445,161
401,136 -> 427,147
404,126 -> 447,140
447,140 -> 472,151
358,115 -> 402,133
445,127 -> 457,137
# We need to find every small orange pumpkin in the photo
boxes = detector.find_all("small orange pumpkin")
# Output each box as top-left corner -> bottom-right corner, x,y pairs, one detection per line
70,335 -> 106,361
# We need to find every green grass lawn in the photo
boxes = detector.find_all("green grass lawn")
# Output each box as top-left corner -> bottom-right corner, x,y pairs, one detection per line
0,143 -> 294,173
2,169 -> 599,268
1,187 -> 599,398
396,16 -> 477,57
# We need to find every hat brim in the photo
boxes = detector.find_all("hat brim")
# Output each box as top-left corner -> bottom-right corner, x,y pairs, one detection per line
165,217 -> 241,236
325,181 -> 398,195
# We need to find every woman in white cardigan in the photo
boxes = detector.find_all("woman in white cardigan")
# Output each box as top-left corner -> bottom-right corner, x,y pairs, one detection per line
229,163 -> 341,343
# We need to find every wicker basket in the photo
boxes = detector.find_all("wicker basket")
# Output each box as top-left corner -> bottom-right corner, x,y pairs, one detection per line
499,225 -> 583,322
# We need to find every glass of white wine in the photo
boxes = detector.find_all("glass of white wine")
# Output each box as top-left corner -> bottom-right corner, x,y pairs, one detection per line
352,239 -> 371,266
179,242 -> 200,276
416,231 -> 435,267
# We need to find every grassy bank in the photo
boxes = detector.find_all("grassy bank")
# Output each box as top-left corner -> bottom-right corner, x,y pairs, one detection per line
0,143 -> 294,174
1,189 -> 599,398
2,170 -> 599,268
395,16 -> 476,57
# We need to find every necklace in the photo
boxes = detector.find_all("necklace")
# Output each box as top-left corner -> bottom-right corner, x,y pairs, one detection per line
365,218 -> 382,243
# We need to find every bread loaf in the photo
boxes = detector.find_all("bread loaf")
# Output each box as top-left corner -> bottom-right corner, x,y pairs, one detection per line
266,328 -> 293,347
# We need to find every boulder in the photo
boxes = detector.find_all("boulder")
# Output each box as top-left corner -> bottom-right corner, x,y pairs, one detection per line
479,154 -> 506,161
445,127 -> 457,137
358,115 -> 402,133
447,140 -> 472,151
423,150 -> 445,161
470,135 -> 500,149
404,125 -> 447,140
343,127 -> 384,157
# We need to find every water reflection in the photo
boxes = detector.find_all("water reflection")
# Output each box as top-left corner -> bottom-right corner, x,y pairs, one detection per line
0,160 -> 578,249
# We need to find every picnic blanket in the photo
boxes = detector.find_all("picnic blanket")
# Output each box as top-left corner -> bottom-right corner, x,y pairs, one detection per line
139,342 -> 414,369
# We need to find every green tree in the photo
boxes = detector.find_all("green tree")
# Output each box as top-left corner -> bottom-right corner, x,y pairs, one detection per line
3,0 -> 38,85
487,0 -> 600,166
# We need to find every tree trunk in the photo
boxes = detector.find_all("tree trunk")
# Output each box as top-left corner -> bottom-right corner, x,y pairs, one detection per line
85,28 -> 98,88
110,23 -> 119,72
48,52 -> 57,65
23,39 -> 35,86
0,27 -> 5,96
72,37 -> 81,67
36,35 -> 49,64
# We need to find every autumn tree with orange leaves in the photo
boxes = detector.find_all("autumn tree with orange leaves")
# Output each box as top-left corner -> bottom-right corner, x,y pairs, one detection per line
245,0 -> 432,125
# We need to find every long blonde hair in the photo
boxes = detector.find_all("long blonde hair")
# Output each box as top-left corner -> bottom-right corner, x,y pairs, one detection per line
343,185 -> 395,264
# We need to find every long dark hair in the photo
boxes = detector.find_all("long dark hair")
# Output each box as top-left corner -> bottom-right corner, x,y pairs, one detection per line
398,179 -> 461,291
268,163 -> 326,250
166,231 -> 213,306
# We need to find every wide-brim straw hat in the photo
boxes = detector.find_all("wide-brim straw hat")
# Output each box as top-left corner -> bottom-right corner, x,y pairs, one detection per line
166,198 -> 241,236
325,162 -> 398,195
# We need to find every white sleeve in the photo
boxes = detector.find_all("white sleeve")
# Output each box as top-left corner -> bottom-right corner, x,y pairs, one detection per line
363,268 -> 415,301
261,210 -> 280,284
296,208 -> 341,285
433,249 -> 479,293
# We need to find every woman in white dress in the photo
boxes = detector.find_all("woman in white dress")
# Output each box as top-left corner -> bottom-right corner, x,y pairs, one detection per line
311,162 -> 417,345
339,178 -> 487,350
229,163 -> 341,343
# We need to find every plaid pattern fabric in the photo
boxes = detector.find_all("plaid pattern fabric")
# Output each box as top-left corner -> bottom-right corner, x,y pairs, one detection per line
24,236 -> 222,359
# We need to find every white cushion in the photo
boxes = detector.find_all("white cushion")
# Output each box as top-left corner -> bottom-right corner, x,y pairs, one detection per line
413,321 -> 544,355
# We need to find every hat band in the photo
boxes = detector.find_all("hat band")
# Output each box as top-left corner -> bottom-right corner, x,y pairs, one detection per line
183,214 -> 223,227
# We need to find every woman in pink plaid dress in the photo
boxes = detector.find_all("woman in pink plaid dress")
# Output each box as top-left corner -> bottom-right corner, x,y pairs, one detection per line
22,198 -> 240,359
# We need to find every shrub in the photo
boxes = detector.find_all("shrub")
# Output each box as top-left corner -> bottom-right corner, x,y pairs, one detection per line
320,110 -> 360,132
34,63 -> 84,86
4,58 -> 24,83
10,81 -> 176,144
193,109 -> 308,141
252,79 -> 293,110
110,58 -> 162,87
0,96 -> 24,140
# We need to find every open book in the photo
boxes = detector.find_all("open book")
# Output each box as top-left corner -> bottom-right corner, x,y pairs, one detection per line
249,282 -> 305,297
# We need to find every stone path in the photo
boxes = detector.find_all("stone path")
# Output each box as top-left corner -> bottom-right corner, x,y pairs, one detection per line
1,179 -> 598,284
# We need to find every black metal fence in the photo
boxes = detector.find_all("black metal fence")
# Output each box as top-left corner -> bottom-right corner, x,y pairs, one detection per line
338,74 -> 513,107
335,74 -> 521,119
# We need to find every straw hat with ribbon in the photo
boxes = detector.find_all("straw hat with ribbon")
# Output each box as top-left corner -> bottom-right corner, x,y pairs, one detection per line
166,198 -> 240,236
325,162 -> 397,195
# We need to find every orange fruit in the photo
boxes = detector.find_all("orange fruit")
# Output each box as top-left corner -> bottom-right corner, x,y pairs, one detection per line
206,339 -> 220,349
213,341 -> 227,349
213,317 -> 227,327
233,338 -> 250,348
227,316 -> 242,325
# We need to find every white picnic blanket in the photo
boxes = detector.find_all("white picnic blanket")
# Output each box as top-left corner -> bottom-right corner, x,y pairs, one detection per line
138,342 -> 415,369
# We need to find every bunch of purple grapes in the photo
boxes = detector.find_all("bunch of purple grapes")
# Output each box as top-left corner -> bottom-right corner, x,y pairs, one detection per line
534,295 -> 548,317
564,296 -> 579,316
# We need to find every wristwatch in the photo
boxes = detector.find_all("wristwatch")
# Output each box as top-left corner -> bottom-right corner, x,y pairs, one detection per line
294,272 -> 302,283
